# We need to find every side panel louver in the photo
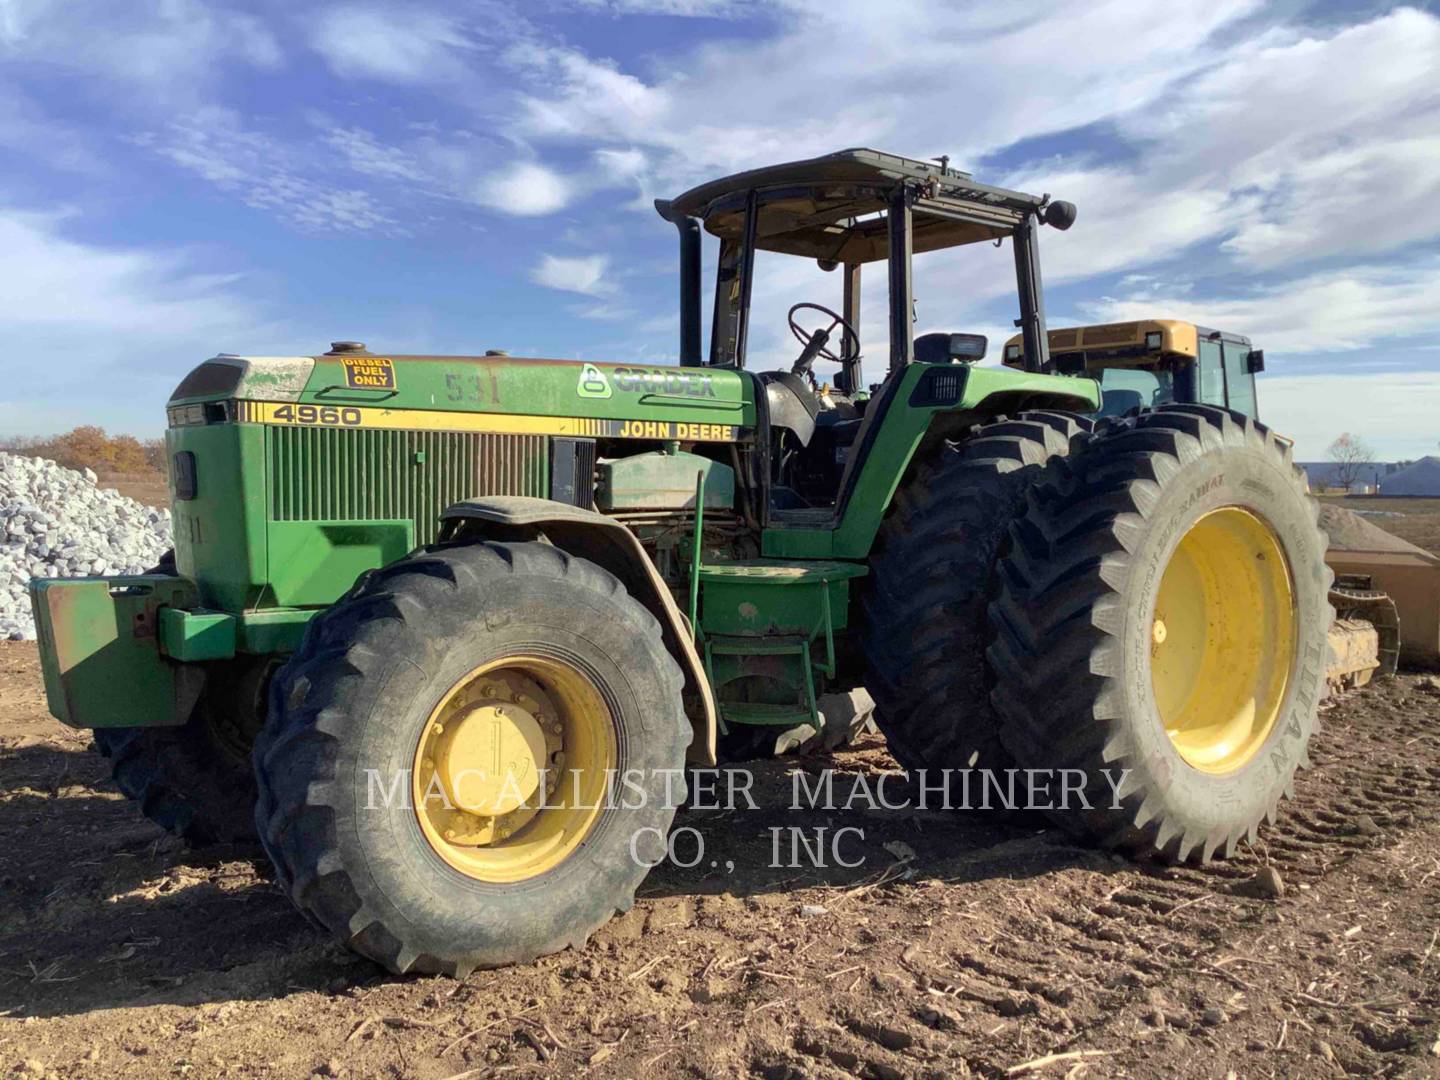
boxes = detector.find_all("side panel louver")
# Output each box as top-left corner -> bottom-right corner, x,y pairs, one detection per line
267,427 -> 546,544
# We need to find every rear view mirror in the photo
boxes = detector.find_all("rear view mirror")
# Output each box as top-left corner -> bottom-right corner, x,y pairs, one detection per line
1247,349 -> 1265,373
949,333 -> 987,361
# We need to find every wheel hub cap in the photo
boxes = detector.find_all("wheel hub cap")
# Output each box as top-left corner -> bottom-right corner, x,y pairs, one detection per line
411,659 -> 616,883
1150,506 -> 1298,775
435,702 -> 546,816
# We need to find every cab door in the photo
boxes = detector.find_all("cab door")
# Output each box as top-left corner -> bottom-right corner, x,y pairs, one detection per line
1221,338 -> 1258,418
1196,335 -> 1260,419
1197,338 -> 1227,409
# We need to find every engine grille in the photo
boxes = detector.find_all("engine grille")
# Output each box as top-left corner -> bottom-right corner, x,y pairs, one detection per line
266,426 -> 546,544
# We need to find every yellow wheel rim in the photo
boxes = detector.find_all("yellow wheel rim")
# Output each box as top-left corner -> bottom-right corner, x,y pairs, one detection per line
412,656 -> 617,883
1150,506 -> 1297,774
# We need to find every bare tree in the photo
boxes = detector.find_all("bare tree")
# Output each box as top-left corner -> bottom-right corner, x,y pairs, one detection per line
1327,433 -> 1376,492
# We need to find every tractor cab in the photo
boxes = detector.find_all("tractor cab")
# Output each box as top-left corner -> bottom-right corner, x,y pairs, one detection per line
656,148 -> 1079,521
1001,319 -> 1266,419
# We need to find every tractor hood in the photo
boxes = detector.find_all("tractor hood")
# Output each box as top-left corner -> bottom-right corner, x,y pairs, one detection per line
167,347 -> 756,441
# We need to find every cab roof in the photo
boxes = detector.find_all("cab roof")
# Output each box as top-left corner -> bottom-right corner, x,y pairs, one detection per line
664,148 -> 1050,264
1000,319 -> 1256,369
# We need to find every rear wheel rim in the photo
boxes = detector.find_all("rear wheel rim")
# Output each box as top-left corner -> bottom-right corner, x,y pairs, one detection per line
412,656 -> 617,883
1150,506 -> 1297,774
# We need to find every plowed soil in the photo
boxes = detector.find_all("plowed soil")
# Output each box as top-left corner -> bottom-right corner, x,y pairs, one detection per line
3,640 -> 1439,1079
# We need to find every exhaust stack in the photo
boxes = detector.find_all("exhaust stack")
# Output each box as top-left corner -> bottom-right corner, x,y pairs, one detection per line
654,198 -> 703,367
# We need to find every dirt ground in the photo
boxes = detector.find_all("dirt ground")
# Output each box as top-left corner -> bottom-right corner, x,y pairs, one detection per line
3,642 -> 1440,1079
1320,496 -> 1440,558
95,472 -> 168,510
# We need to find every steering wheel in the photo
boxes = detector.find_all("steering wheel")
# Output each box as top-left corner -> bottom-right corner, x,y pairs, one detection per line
787,302 -> 860,377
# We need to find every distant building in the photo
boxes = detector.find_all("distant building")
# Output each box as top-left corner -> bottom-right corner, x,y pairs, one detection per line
1300,461 -> 1390,492
1378,456 -> 1440,496
1300,458 -> 1440,496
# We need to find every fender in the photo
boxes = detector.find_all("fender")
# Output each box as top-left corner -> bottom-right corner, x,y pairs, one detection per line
764,362 -> 1100,559
438,496 -> 718,765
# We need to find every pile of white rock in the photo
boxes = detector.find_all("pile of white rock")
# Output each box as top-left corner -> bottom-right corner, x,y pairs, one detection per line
0,452 -> 172,641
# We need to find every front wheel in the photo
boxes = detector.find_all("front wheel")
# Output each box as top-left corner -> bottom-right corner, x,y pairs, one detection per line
93,655 -> 272,845
989,405 -> 1331,862
253,541 -> 691,975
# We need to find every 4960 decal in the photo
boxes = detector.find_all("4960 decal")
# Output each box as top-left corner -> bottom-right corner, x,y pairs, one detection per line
269,404 -> 363,427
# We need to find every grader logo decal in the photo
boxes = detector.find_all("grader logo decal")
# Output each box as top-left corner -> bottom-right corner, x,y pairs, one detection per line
240,400 -> 739,442
577,363 -> 612,399
612,366 -> 718,398
341,356 -> 397,390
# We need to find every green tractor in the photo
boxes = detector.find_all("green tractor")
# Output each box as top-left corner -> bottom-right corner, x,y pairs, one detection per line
31,150 -> 1331,975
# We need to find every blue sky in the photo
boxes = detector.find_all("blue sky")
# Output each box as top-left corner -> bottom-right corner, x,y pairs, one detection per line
1,0 -> 1437,460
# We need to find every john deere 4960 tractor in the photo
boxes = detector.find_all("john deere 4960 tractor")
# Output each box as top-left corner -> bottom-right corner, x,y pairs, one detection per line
31,150 -> 1332,975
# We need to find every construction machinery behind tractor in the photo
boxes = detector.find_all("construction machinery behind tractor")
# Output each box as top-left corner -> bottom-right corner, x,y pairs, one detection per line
1001,318 -> 1421,690
32,150 -> 1335,976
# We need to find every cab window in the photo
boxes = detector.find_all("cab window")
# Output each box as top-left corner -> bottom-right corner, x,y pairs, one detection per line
1197,340 -> 1226,407
1097,368 -> 1176,417
1223,340 -> 1258,418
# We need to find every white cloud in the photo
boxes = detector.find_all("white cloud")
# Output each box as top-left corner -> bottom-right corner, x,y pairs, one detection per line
532,254 -> 615,296
0,0 -> 281,96
510,44 -> 667,141
472,161 -> 572,215
1218,130 -> 1440,269
505,0 -> 1262,190
138,109 -> 401,234
493,2 -> 1440,365
0,206 -> 280,433
563,0 -> 754,14
1257,373 -> 1440,461
0,209 -> 251,334
1077,261 -> 1440,354
322,127 -> 430,184
1003,168 -> 1257,289
309,6 -> 472,84
960,8 -> 1437,303
1124,8 -> 1440,272
0,90 -> 98,172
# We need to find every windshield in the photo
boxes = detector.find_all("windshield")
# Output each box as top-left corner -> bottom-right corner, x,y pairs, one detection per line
1097,368 -> 1175,418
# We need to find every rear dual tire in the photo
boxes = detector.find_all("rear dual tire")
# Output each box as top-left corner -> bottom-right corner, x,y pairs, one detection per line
862,412 -> 1095,774
988,405 -> 1330,861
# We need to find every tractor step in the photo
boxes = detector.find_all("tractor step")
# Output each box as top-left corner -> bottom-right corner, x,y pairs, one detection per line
718,703 -> 819,727
693,552 -> 866,738
706,635 -> 811,656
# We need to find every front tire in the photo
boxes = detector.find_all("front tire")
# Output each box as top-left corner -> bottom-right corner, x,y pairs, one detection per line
253,541 -> 691,975
92,658 -> 271,845
989,405 -> 1331,861
91,551 -> 266,845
